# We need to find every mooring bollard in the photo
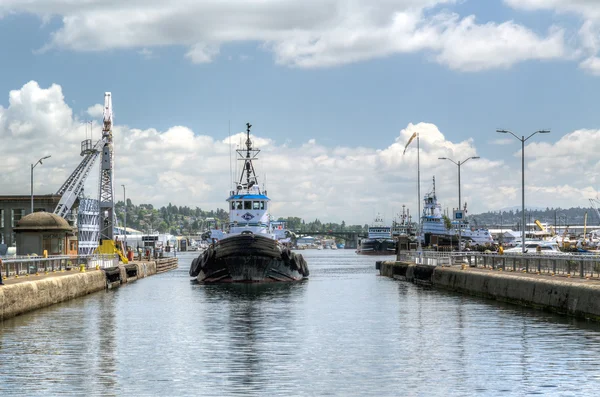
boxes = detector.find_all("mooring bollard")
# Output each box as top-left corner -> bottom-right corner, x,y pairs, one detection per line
79,264 -> 86,272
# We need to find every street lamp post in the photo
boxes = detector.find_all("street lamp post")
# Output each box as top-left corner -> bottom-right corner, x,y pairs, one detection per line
496,129 -> 550,254
438,156 -> 480,250
122,184 -> 127,251
31,155 -> 51,213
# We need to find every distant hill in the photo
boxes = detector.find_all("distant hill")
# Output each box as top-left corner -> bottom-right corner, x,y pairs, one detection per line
470,206 -> 600,228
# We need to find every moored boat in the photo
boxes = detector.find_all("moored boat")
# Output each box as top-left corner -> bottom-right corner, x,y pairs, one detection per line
420,177 -> 494,247
357,214 -> 396,255
189,123 -> 309,283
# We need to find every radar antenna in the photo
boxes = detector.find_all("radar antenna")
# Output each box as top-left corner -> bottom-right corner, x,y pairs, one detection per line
236,123 -> 261,193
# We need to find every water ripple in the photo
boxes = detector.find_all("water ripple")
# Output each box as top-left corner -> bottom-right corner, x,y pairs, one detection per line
1,250 -> 600,396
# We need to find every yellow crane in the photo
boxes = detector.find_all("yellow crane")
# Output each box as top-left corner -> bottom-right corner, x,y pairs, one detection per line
534,220 -> 547,233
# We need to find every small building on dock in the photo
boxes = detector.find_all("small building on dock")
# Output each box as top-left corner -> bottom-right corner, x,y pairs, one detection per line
13,211 -> 75,256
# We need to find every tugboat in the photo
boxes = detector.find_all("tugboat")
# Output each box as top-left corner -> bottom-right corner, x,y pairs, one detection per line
189,123 -> 309,282
420,176 -> 494,247
357,214 -> 396,255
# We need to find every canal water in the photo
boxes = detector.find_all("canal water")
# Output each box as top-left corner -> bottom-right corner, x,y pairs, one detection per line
2,250 -> 600,396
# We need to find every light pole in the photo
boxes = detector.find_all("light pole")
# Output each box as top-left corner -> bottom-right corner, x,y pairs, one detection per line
496,129 -> 550,254
122,184 -> 127,251
31,155 -> 51,213
438,156 -> 480,250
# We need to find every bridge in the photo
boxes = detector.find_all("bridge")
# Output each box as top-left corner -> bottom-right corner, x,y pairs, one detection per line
291,230 -> 367,249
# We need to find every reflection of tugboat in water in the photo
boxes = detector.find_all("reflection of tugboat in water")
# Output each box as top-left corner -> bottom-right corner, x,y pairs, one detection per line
189,123 -> 309,283
357,214 -> 396,255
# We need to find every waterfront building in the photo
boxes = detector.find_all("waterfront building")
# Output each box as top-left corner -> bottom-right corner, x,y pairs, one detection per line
0,195 -> 62,248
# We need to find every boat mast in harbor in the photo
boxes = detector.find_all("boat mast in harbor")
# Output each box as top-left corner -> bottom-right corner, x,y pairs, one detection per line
237,123 -> 261,193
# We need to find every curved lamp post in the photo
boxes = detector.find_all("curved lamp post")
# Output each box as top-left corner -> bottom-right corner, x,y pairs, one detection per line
31,155 -> 51,213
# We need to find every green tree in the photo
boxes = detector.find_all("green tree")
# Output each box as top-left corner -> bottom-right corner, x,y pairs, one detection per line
157,221 -> 169,233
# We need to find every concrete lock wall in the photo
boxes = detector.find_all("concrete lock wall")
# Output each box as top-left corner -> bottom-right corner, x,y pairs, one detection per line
0,271 -> 106,320
379,261 -> 600,321
432,267 -> 600,321
0,258 -> 175,321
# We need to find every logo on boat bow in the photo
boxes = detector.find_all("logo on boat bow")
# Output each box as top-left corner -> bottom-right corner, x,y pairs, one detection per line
241,212 -> 255,221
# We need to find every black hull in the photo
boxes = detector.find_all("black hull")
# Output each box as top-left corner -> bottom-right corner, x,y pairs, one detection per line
189,234 -> 309,283
357,238 -> 396,255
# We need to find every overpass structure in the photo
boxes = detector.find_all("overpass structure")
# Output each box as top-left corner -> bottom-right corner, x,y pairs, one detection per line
291,230 -> 368,249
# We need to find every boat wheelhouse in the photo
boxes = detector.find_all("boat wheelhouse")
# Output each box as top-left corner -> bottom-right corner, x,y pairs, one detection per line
357,214 -> 396,255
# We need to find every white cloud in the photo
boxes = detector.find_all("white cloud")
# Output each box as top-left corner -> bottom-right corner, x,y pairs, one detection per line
0,0 -> 567,71
1,81 -> 596,224
86,103 -> 103,118
504,0 -> 600,74
137,48 -> 154,59
490,138 -> 515,145
185,43 -> 219,64
504,0 -> 600,18
431,15 -> 565,71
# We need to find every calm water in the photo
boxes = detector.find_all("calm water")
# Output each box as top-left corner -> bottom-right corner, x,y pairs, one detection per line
2,250 -> 600,396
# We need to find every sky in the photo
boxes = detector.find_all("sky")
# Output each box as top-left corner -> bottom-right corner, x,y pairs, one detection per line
1,0 -> 600,225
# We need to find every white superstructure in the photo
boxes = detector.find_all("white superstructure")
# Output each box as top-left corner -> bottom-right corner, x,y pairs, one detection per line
420,177 -> 494,246
367,214 -> 392,239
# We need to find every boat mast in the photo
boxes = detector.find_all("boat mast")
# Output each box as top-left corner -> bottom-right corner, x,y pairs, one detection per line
236,123 -> 261,193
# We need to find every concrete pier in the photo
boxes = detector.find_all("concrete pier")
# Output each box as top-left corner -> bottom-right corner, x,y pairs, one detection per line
380,261 -> 600,321
0,258 -> 177,321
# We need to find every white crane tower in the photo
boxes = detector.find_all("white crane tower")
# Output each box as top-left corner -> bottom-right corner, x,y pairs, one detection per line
99,92 -> 115,241
51,92 -> 126,261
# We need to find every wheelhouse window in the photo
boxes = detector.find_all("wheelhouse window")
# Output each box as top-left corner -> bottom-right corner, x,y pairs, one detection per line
260,201 -> 265,210
231,202 -> 236,210
236,201 -> 243,210
244,201 -> 252,210
253,201 -> 260,210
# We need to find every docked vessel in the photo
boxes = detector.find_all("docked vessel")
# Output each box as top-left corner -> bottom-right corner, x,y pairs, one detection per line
392,205 -> 417,239
189,123 -> 309,283
420,177 -> 494,247
357,214 -> 396,255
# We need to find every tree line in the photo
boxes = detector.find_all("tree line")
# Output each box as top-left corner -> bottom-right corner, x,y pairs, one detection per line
113,201 -> 367,235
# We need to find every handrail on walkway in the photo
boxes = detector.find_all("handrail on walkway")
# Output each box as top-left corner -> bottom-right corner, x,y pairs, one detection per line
398,250 -> 600,278
1,254 -> 119,279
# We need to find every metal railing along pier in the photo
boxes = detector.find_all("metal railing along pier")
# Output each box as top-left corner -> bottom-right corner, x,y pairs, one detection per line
398,251 -> 600,278
0,254 -> 119,279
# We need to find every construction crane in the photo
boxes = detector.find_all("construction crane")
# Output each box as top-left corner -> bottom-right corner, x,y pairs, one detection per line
51,92 -> 127,262
534,219 -> 547,233
99,92 -> 115,242
53,139 -> 103,218
96,92 -> 128,263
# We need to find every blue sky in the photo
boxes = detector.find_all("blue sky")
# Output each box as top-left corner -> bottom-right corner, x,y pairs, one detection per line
2,0 -> 600,224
